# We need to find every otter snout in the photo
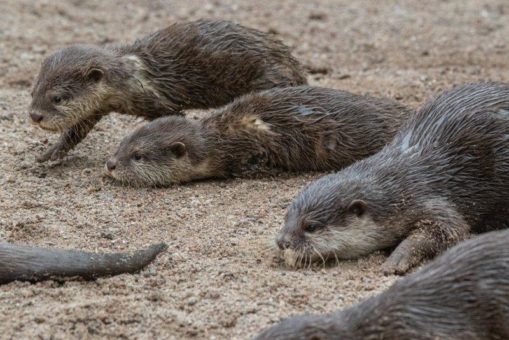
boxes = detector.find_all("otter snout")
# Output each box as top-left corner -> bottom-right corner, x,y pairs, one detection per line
276,234 -> 291,250
29,111 -> 44,123
106,158 -> 117,171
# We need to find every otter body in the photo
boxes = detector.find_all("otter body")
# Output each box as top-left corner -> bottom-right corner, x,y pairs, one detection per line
277,82 -> 509,274
106,86 -> 409,186
257,229 -> 509,340
29,20 -> 306,162
0,242 -> 167,284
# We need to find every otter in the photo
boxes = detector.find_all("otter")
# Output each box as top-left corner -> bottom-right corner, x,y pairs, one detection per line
276,82 -> 509,275
0,242 -> 167,284
105,86 -> 410,186
29,19 -> 307,162
257,229 -> 509,340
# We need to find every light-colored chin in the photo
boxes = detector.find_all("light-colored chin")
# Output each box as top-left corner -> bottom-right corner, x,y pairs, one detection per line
28,114 -> 60,132
36,123 -> 60,132
282,247 -> 359,269
283,249 -> 300,268
282,248 -> 324,269
105,169 -> 127,183
281,229 -> 387,269
37,114 -> 83,132
105,168 -> 158,188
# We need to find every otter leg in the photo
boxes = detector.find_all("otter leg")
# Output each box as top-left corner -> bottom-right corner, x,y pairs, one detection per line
382,200 -> 470,275
37,114 -> 103,162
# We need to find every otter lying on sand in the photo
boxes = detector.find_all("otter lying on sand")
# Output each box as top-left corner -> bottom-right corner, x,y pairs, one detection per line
276,82 -> 509,274
0,242 -> 167,284
28,19 -> 306,162
257,229 -> 509,339
106,86 -> 410,186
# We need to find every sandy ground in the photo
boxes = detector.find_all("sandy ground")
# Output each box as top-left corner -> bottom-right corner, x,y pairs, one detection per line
0,0 -> 508,339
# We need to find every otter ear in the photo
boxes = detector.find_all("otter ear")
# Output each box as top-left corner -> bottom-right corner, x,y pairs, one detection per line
348,199 -> 367,217
169,142 -> 186,158
85,68 -> 104,82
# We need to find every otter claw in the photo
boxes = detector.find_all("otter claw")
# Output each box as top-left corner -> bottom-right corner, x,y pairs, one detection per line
37,144 -> 69,162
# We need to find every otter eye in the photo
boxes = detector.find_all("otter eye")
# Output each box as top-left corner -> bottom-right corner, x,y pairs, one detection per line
304,223 -> 323,233
132,153 -> 143,161
52,96 -> 62,104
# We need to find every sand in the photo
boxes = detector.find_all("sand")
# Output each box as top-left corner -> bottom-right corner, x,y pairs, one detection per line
0,0 -> 508,338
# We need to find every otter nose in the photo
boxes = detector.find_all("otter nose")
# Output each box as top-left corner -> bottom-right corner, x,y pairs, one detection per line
29,112 -> 44,123
106,159 -> 117,171
276,235 -> 291,250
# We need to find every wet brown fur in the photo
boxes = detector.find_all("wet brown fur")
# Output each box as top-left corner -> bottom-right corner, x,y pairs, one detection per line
0,242 -> 167,284
29,19 -> 307,161
107,86 -> 410,186
277,82 -> 509,275
257,229 -> 509,340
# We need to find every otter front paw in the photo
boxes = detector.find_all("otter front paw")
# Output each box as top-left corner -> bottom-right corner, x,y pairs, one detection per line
36,143 -> 70,162
381,253 -> 413,276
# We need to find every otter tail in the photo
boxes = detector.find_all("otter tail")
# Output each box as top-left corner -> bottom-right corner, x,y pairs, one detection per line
0,242 -> 167,284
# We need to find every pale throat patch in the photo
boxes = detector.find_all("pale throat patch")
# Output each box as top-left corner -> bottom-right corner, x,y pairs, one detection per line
190,158 -> 212,178
240,115 -> 272,132
122,55 -> 160,98
168,157 -> 213,184
321,216 -> 387,259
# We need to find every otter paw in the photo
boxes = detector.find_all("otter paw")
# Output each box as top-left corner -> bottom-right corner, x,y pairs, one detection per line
381,255 -> 412,276
36,144 -> 69,162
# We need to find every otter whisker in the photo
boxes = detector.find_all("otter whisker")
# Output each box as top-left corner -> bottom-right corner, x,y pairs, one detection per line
334,251 -> 340,266
312,245 -> 326,268
268,241 -> 279,251
298,252 -> 304,269
263,241 -> 279,252
296,251 -> 302,269
301,251 -> 307,269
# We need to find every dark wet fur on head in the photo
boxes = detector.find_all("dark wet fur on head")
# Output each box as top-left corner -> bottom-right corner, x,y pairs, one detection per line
257,229 -> 509,340
30,45 -> 123,131
107,86 -> 410,186
280,82 -> 509,274
109,116 -> 210,186
29,19 -> 307,161
32,45 -> 116,98
0,242 -> 167,284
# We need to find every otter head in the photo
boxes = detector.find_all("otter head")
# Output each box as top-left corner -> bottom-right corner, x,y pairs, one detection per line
29,45 -> 121,131
276,168 -> 398,268
106,116 -> 208,186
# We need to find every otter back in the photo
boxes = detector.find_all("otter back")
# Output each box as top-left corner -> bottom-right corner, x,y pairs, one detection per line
106,86 -> 411,186
124,19 -> 308,112
208,86 -> 410,176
